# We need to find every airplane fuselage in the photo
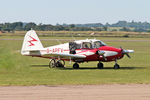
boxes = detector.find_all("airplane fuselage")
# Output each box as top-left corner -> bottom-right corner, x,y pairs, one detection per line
30,44 -> 124,63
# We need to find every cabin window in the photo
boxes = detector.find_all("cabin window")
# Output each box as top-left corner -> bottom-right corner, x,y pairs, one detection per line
94,41 -> 106,48
82,42 -> 92,49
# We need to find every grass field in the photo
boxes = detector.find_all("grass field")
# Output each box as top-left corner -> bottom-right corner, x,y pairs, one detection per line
0,35 -> 150,86
1,30 -> 150,38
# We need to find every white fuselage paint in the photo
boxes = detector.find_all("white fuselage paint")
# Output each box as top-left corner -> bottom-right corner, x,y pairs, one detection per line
104,51 -> 118,57
76,51 -> 95,56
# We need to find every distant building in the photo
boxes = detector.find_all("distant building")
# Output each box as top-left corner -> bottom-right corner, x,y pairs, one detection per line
0,31 -> 5,33
90,32 -> 95,35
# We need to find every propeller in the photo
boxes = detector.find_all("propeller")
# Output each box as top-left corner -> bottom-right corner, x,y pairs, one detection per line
120,47 -> 134,58
125,53 -> 131,58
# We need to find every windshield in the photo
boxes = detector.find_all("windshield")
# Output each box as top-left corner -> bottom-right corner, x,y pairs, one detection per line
93,41 -> 106,48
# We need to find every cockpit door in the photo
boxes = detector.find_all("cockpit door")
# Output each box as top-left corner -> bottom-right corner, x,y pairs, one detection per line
69,42 -> 77,54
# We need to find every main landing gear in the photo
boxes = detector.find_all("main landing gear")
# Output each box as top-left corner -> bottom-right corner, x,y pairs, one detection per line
49,59 -> 65,68
49,59 -> 120,69
73,63 -> 79,69
97,60 -> 120,69
49,59 -> 80,69
72,61 -> 104,69
97,62 -> 104,69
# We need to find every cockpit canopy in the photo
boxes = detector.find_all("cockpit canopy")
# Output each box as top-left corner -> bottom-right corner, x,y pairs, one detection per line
93,41 -> 106,48
69,39 -> 106,50
82,41 -> 106,49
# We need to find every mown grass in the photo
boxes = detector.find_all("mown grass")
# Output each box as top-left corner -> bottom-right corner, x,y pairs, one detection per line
0,36 -> 150,86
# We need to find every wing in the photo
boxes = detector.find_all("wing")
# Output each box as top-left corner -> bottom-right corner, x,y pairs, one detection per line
27,49 -> 86,59
42,53 -> 86,59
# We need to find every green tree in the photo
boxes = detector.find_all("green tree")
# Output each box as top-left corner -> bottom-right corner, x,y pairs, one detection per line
120,27 -> 131,32
24,22 -> 37,30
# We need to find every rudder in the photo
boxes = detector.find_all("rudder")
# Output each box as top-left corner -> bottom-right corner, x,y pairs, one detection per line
21,30 -> 43,55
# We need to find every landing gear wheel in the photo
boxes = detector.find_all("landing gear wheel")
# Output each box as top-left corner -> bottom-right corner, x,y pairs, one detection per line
73,63 -> 79,69
97,62 -> 104,69
56,60 -> 65,68
49,59 -> 56,68
114,64 -> 120,69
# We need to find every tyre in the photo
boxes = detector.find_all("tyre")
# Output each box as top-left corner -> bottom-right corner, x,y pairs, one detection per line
97,63 -> 104,69
73,63 -> 79,69
56,60 -> 65,68
114,64 -> 120,69
49,59 -> 56,68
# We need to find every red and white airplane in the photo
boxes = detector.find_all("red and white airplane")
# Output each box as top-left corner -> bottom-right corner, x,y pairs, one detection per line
21,30 -> 134,69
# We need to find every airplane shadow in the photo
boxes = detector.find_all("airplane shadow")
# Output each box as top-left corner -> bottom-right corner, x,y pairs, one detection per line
62,67 -> 145,70
31,65 -> 49,67
31,65 -> 145,70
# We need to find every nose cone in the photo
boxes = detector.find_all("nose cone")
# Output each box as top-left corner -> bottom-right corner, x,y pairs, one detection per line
118,48 -> 124,55
113,48 -> 123,58
112,48 -> 124,59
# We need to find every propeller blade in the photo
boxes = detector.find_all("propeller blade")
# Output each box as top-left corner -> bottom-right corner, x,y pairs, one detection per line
125,53 -> 131,58
120,47 -> 134,59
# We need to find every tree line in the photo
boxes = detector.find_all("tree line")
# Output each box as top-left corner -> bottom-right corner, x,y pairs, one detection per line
0,21 -> 150,32
0,22 -> 95,32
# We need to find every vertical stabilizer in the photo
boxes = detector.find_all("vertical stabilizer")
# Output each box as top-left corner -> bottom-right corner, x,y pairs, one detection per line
21,30 -> 43,55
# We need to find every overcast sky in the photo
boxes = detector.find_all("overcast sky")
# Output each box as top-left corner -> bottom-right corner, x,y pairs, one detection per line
0,0 -> 150,25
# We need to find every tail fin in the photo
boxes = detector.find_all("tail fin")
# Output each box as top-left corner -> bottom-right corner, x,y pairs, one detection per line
21,30 -> 43,55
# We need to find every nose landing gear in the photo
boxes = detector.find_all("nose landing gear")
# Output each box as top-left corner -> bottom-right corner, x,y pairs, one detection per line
114,59 -> 120,69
